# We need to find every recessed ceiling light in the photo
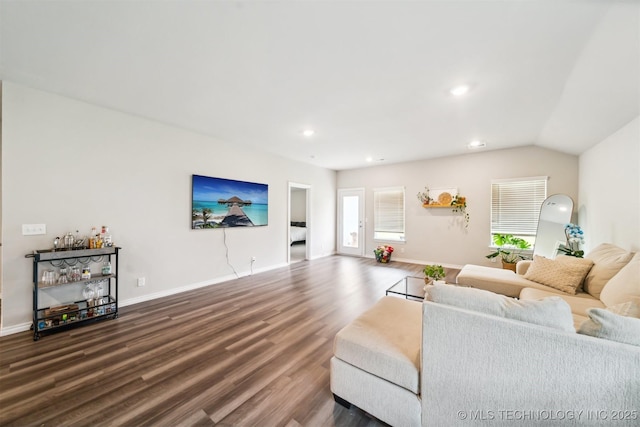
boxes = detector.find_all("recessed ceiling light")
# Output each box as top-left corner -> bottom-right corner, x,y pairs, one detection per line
450,85 -> 470,97
467,140 -> 486,149
302,129 -> 315,137
365,157 -> 385,162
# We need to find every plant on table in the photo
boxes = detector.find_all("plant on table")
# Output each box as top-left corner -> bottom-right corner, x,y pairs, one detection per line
486,234 -> 532,270
423,264 -> 445,284
374,245 -> 394,263
557,223 -> 585,258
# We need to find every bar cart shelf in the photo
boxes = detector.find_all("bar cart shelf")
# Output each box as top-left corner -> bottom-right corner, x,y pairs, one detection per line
26,247 -> 121,341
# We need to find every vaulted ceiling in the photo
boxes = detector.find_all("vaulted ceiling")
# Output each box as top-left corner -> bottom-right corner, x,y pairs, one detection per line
1,1 -> 638,170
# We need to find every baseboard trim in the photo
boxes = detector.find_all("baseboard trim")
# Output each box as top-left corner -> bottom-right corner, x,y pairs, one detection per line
1,322 -> 32,336
120,262 -> 290,308
366,254 -> 464,270
0,254 -> 334,337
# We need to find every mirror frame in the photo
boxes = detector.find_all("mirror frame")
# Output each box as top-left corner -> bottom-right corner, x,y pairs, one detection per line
533,194 -> 574,259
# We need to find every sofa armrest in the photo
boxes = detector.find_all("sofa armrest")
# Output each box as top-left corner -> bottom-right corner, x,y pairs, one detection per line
421,301 -> 640,426
516,259 -> 532,275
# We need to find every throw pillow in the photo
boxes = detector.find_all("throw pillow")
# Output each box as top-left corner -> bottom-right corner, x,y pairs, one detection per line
583,243 -> 633,299
425,284 -> 575,332
523,255 -> 593,295
577,302 -> 640,346
600,252 -> 640,307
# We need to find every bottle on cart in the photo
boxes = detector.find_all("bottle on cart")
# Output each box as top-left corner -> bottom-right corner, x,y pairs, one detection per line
102,261 -> 112,276
102,226 -> 113,247
89,227 -> 97,249
64,232 -> 74,249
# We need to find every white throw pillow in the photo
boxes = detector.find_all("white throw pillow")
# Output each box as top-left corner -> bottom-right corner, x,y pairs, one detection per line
425,284 -> 575,332
578,302 -> 640,346
600,252 -> 640,307
523,255 -> 593,295
583,243 -> 633,299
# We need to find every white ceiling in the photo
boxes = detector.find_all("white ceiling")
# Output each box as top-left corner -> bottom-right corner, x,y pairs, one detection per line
1,1 -> 638,170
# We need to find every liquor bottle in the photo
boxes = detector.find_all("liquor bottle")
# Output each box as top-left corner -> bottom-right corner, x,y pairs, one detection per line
102,261 -> 112,275
89,227 -> 97,249
102,226 -> 113,247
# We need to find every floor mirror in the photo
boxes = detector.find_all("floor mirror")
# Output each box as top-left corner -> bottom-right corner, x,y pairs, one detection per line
533,194 -> 574,259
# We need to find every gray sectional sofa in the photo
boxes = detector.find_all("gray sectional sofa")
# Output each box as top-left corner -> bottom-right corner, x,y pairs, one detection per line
330,244 -> 640,426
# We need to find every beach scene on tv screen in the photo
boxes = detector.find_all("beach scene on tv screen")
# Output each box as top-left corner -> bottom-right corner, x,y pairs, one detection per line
192,175 -> 268,228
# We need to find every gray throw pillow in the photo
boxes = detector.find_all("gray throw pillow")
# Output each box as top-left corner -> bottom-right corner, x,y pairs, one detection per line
578,302 -> 640,346
425,284 -> 575,332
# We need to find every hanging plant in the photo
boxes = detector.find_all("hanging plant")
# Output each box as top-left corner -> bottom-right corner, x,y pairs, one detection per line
451,194 -> 470,228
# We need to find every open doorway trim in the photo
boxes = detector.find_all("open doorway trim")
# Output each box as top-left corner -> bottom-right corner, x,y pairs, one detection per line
288,182 -> 311,264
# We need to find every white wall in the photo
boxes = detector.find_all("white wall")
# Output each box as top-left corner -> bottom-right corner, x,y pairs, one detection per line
579,116 -> 639,252
1,82 -> 336,333
290,189 -> 307,222
337,146 -> 579,267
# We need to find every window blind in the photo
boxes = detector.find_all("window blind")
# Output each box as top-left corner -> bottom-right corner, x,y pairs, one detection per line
373,187 -> 405,241
491,177 -> 547,236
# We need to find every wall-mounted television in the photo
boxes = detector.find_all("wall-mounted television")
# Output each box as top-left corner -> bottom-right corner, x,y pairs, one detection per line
192,174 -> 268,229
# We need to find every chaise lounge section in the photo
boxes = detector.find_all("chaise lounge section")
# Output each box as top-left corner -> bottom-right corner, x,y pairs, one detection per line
457,243 -> 638,326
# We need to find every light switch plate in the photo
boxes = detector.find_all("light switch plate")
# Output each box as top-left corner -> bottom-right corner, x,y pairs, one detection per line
22,224 -> 46,235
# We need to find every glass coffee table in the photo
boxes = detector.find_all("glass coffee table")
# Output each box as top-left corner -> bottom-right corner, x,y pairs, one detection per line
386,276 -> 427,301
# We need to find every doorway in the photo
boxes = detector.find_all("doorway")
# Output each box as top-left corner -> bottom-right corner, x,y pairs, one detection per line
337,188 -> 365,256
1,81 -> 3,330
288,182 -> 310,264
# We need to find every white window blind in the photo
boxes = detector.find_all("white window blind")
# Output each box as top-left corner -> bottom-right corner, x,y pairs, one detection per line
491,177 -> 547,236
373,187 -> 405,242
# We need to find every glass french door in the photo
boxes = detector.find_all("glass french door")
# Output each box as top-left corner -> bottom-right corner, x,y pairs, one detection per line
337,188 -> 365,256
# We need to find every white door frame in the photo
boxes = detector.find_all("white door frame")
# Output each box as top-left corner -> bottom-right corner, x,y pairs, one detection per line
288,182 -> 311,264
337,188 -> 365,256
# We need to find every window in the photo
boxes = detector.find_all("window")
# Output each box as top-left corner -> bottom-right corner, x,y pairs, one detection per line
373,187 -> 405,242
491,177 -> 547,241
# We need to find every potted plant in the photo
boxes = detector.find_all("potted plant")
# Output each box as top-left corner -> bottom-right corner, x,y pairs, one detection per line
557,223 -> 585,258
374,245 -> 394,263
416,187 -> 432,206
486,234 -> 532,271
423,264 -> 445,285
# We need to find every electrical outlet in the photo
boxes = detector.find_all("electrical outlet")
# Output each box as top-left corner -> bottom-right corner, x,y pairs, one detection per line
251,256 -> 256,262
22,224 -> 46,235
137,277 -> 146,287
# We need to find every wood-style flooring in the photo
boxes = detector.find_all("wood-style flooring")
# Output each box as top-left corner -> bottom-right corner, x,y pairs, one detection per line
0,255 -> 435,427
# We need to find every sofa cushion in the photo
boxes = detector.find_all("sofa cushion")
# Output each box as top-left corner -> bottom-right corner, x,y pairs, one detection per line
519,288 -> 605,317
425,284 -> 575,332
333,296 -> 422,394
577,302 -> 640,346
583,243 -> 634,299
600,252 -> 640,308
456,264 -> 564,298
608,300 -> 640,317
523,255 -> 593,295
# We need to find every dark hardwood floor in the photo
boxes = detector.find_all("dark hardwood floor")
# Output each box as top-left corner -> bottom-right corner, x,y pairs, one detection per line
0,255 -> 433,427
